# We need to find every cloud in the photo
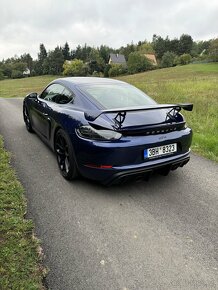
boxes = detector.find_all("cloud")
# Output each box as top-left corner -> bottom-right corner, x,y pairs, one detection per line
0,0 -> 217,59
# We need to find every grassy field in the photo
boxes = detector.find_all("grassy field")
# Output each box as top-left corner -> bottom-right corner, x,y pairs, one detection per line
0,63 -> 217,162
0,136 -> 46,289
0,75 -> 58,98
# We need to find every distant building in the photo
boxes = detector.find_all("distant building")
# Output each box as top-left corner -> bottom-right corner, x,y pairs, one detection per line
23,68 -> 30,77
108,53 -> 127,66
144,54 -> 157,66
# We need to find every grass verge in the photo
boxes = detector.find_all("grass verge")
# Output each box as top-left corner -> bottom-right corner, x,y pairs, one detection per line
0,136 -> 46,289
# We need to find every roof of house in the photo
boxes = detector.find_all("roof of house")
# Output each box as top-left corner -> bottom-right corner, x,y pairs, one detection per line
144,54 -> 157,65
109,53 -> 126,65
23,68 -> 30,75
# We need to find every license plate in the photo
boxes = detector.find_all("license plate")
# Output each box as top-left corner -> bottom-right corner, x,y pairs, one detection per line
144,143 -> 177,159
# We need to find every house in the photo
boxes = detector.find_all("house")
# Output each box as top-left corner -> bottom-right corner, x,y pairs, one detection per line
108,53 -> 127,66
23,68 -> 30,77
144,54 -> 157,66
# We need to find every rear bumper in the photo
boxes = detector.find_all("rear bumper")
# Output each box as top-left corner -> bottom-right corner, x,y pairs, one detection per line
79,150 -> 191,185
73,127 -> 192,185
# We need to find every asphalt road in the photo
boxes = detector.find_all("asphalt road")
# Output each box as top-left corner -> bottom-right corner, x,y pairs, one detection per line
0,98 -> 218,290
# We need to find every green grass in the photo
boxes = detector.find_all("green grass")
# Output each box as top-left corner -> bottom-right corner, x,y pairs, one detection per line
0,136 -> 46,289
0,63 -> 217,162
0,75 -> 59,98
117,63 -> 218,162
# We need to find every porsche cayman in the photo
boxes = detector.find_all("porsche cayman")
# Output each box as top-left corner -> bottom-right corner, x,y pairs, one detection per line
23,77 -> 193,185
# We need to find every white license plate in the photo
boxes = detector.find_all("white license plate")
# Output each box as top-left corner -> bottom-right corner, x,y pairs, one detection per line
144,143 -> 177,159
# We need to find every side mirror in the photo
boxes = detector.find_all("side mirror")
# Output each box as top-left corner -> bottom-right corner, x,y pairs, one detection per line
26,92 -> 38,99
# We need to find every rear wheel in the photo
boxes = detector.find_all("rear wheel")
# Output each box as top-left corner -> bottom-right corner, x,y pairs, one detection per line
54,129 -> 78,180
23,105 -> 34,132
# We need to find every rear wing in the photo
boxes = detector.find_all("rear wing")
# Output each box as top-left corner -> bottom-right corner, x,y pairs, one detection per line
85,103 -> 193,122
84,103 -> 193,130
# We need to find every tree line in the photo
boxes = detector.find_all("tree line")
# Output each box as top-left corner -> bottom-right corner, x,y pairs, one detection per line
0,34 -> 217,80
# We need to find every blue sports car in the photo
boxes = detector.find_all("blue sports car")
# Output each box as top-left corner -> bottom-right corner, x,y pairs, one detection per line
23,77 -> 193,185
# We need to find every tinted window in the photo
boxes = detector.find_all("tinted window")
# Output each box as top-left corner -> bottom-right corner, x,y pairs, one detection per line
78,84 -> 156,109
40,83 -> 73,104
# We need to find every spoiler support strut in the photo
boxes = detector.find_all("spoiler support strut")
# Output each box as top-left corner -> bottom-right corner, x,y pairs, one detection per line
84,103 -> 193,129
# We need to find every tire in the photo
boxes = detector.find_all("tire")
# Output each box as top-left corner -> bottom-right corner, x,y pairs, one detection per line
54,129 -> 78,180
23,105 -> 34,133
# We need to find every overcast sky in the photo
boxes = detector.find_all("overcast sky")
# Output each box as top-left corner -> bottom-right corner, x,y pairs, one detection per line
0,0 -> 217,60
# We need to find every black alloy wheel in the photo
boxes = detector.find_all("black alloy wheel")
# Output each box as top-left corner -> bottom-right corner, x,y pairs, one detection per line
55,129 -> 78,180
23,105 -> 34,132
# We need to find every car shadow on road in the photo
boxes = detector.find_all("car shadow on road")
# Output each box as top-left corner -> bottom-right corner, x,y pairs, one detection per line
71,169 -> 183,198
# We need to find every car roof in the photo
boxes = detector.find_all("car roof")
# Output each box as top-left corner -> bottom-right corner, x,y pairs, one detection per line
54,77 -> 127,88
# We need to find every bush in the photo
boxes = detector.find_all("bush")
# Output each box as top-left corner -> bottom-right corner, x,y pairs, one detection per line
92,71 -> 104,77
108,64 -> 127,77
104,64 -> 111,77
177,53 -> 192,65
0,69 -> 4,80
11,70 -> 23,79
161,51 -> 177,68
127,52 -> 153,74
63,59 -> 88,76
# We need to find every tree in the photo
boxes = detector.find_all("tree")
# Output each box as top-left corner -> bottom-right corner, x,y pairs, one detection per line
44,46 -> 64,75
191,40 -> 211,57
36,44 -> 47,75
12,61 -> 27,72
179,34 -> 193,55
62,42 -> 71,61
99,45 -> 111,63
120,42 -> 136,60
137,42 -> 154,54
152,35 -> 168,59
88,48 -> 105,74
169,39 -> 180,55
80,44 -> 92,62
8,61 -> 27,79
38,43 -> 47,62
0,69 -> 4,80
74,45 -> 83,60
208,38 -> 218,62
152,34 -> 194,58
63,59 -> 88,76
127,52 -> 153,74
161,51 -> 177,68
1,62 -> 12,78
20,53 -> 33,73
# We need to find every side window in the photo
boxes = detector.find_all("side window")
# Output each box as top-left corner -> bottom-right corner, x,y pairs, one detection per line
40,84 -> 74,104
40,84 -> 64,101
60,88 -> 74,104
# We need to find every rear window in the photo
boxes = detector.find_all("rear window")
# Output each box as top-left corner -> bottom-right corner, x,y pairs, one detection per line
78,83 -> 156,109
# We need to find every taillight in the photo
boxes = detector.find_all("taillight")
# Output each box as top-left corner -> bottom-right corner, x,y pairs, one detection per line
77,126 -> 122,141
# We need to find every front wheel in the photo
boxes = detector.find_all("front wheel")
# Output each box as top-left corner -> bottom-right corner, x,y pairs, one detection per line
54,129 -> 78,180
23,105 -> 34,133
